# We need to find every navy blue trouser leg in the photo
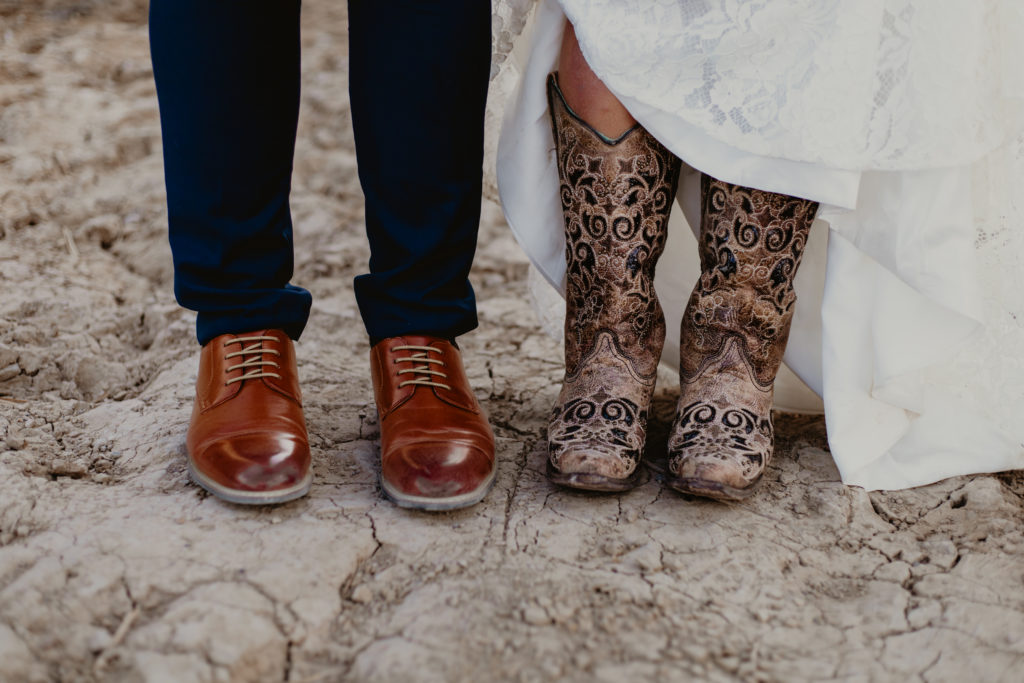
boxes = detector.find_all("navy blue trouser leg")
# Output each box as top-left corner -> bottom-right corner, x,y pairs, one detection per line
150,0 -> 311,345
151,1 -> 489,345
348,0 -> 491,341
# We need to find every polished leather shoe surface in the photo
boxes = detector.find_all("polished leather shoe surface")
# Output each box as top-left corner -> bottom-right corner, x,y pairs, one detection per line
370,335 -> 496,510
187,329 -> 312,504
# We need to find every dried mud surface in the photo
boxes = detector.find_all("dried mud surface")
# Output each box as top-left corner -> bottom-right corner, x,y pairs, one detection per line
2,3 -> 1023,682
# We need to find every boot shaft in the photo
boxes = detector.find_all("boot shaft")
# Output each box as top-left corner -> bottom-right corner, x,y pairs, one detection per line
548,74 -> 681,376
682,176 -> 819,387
697,175 -> 818,311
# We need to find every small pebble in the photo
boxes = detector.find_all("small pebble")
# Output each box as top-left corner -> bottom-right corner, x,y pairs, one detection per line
351,585 -> 372,604
522,605 -> 549,625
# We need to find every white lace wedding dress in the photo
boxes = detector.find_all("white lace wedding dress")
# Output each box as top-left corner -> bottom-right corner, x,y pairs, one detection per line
489,0 -> 1024,490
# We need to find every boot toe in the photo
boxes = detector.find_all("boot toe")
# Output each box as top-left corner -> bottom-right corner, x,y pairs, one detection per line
669,452 -> 760,500
554,445 -> 636,480
547,444 -> 646,492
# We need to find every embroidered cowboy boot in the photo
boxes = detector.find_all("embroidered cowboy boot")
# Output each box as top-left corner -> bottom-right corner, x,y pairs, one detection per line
667,175 -> 818,501
546,73 -> 682,491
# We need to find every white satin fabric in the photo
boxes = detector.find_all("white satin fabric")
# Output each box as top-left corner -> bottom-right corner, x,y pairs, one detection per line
492,0 -> 1024,490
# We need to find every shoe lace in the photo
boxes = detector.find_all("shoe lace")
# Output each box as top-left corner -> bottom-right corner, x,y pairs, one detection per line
392,345 -> 451,390
223,335 -> 283,385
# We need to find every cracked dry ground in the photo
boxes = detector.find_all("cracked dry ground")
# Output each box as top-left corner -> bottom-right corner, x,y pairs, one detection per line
2,2 -> 1024,682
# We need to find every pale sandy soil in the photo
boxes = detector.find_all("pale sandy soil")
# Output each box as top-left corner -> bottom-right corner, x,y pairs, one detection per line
2,2 -> 1024,682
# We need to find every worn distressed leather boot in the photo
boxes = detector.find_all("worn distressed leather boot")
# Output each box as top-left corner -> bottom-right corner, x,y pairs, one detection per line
371,335 -> 496,510
667,175 -> 818,501
546,73 -> 682,491
187,329 -> 312,504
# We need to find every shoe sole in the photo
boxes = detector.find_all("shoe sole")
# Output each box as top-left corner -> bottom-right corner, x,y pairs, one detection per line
380,466 -> 497,512
187,461 -> 313,505
546,460 -> 648,493
665,475 -> 759,502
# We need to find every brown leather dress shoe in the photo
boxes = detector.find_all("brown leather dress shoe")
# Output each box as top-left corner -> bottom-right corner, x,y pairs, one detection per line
186,329 -> 312,504
370,335 -> 496,510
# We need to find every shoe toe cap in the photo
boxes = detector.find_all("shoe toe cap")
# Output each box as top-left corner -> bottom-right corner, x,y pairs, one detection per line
193,433 -> 311,492
382,442 -> 494,499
